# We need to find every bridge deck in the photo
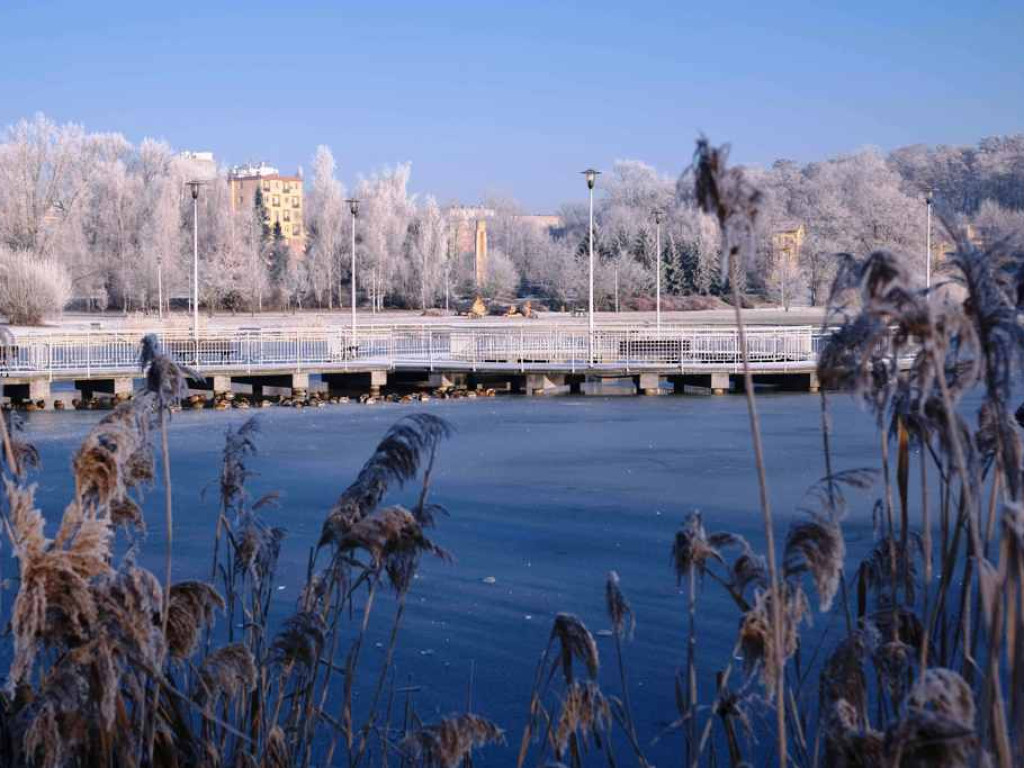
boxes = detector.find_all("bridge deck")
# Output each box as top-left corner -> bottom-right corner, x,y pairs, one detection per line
1,324 -> 827,383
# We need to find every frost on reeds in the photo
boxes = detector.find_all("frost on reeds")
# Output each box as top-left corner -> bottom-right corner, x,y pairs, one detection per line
518,613 -> 612,768
605,570 -> 634,641
166,581 -> 225,659
0,392 -> 465,766
400,712 -> 505,768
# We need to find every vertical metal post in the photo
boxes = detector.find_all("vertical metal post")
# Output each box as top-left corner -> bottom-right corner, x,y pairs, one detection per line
192,189 -> 199,343
655,213 -> 662,331
346,198 -> 360,352
351,209 -> 357,343
588,184 -> 595,363
925,192 -> 933,290
157,256 -> 164,321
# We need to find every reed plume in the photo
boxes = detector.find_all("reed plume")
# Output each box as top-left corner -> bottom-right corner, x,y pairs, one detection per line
605,570 -> 634,641
400,712 -> 505,768
270,611 -> 326,672
6,487 -> 112,691
318,413 -> 452,549
889,668 -> 979,767
783,513 -> 845,611
737,583 -> 809,696
166,581 -> 224,659
196,643 -> 256,705
551,612 -> 600,681
552,681 -> 611,760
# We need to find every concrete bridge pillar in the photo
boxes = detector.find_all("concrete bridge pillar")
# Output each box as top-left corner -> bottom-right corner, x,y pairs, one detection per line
711,372 -> 730,395
369,370 -> 387,397
3,379 -> 51,404
428,371 -> 466,390
75,377 -> 133,401
518,373 -> 564,395
211,375 -> 232,397
807,371 -> 820,393
634,373 -> 662,396
567,375 -> 585,395
291,372 -> 310,397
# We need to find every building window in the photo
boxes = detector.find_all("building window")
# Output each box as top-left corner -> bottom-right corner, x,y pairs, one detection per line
292,197 -> 300,208
272,196 -> 280,206
283,211 -> 291,222
262,183 -> 270,192
292,224 -> 301,237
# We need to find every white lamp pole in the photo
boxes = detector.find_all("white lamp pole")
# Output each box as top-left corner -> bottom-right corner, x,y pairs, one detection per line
581,169 -> 600,362
346,198 -> 360,349
157,255 -> 164,321
653,209 -> 663,331
186,180 -> 203,344
925,190 -> 933,290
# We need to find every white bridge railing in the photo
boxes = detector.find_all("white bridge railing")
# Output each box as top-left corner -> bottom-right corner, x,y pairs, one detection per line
0,325 -> 828,378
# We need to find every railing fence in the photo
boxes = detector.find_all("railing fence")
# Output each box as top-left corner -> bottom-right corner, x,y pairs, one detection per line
0,325 -> 829,377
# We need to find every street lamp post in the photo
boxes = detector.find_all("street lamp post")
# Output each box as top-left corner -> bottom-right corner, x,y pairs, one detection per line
925,190 -> 933,290
157,255 -> 164,321
581,169 -> 600,362
653,209 -> 664,331
185,180 -> 205,344
346,198 -> 360,349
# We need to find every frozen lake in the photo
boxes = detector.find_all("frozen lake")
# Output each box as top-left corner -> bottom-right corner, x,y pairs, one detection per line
14,392 -> 883,763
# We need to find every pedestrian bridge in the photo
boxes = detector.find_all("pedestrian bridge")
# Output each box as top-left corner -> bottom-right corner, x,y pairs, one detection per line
0,324 -> 829,401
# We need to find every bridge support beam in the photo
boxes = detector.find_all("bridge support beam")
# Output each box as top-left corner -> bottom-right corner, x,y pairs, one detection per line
232,372 -> 311,397
211,375 -> 232,397
517,373 -> 564,395
75,377 -> 133,401
291,372 -> 310,398
3,379 -> 51,404
428,371 -> 467,390
322,370 -> 388,397
634,373 -> 662,396
668,373 -> 732,395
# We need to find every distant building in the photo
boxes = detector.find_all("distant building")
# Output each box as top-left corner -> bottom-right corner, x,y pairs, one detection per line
228,162 -> 305,250
178,150 -> 218,180
517,214 -> 562,233
448,206 -> 495,290
771,222 -> 805,264
446,207 -> 562,291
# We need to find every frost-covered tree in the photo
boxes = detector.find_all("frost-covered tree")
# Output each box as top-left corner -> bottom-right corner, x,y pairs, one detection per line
409,196 -> 448,309
0,245 -> 72,324
355,163 -> 415,311
305,145 -> 346,308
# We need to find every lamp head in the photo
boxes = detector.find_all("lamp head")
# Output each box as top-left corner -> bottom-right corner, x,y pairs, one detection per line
346,198 -> 360,217
581,168 -> 600,190
653,208 -> 664,224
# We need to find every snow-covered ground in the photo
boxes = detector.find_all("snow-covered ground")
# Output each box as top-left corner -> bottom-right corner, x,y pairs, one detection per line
10,306 -> 827,335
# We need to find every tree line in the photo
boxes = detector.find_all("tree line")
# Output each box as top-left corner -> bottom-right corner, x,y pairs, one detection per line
0,113 -> 1022,322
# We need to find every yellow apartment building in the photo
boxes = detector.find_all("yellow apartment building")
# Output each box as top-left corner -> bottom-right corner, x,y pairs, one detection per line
228,163 -> 305,251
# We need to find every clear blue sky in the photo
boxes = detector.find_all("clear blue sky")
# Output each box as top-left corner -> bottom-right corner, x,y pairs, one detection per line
2,1 -> 1021,210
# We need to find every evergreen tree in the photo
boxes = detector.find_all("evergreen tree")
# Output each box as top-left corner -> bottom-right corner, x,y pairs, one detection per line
254,187 -> 271,243
662,233 -> 689,295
